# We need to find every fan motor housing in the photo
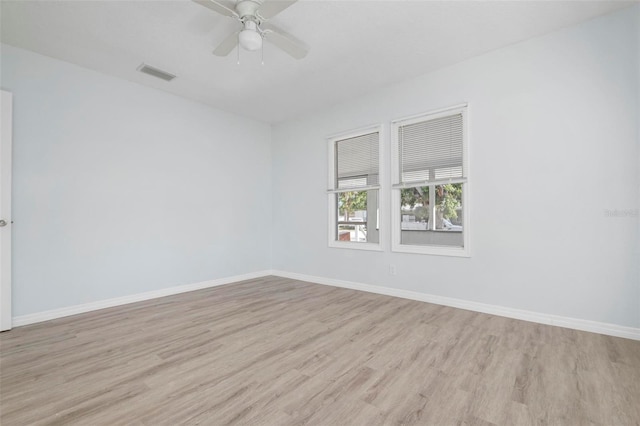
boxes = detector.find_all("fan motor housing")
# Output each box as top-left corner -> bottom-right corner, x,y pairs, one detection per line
236,0 -> 261,19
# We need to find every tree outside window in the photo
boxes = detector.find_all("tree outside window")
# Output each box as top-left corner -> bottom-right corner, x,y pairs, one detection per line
401,183 -> 462,229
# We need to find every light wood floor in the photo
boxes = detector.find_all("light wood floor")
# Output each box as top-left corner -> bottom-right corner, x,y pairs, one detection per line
1,276 -> 639,425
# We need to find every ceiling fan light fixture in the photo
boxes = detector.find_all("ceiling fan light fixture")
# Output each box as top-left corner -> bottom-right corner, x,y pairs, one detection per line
194,0 -> 308,59
239,28 -> 262,51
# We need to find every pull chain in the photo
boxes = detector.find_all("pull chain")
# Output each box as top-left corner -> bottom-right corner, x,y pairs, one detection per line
237,36 -> 240,65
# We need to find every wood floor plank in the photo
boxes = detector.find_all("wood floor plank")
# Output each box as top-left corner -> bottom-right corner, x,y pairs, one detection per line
1,276 -> 639,425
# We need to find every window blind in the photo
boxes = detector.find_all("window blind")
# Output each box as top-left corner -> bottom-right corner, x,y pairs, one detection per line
398,113 -> 465,185
335,131 -> 379,190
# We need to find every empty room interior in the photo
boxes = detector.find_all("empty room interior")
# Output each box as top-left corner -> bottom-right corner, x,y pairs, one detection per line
0,0 -> 639,425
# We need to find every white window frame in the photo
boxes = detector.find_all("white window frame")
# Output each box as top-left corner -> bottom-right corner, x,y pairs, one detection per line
391,104 -> 470,257
327,124 -> 384,251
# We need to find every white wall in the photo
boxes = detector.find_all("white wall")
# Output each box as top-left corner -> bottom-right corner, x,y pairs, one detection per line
0,7 -> 637,330
1,44 -> 272,316
272,7 -> 640,328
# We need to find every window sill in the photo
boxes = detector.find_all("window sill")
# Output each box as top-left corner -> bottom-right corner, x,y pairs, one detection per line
328,241 -> 383,252
391,243 -> 470,257
400,229 -> 463,233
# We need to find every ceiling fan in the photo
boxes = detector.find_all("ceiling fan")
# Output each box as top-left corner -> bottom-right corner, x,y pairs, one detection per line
193,0 -> 308,60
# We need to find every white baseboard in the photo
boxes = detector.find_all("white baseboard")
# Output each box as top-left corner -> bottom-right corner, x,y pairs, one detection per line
12,269 -> 639,341
12,270 -> 274,327
271,270 -> 640,341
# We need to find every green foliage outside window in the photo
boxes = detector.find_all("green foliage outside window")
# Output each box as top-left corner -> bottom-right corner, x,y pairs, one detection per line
401,183 -> 462,221
338,191 -> 367,220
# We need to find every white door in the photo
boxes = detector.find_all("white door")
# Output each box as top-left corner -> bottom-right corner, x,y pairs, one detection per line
0,90 -> 12,331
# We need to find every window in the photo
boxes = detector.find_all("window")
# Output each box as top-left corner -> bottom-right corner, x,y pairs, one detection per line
391,105 -> 469,256
328,126 -> 382,250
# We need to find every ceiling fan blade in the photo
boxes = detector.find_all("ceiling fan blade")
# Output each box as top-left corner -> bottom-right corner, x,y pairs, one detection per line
192,0 -> 238,18
261,22 -> 308,59
213,31 -> 240,56
257,0 -> 298,20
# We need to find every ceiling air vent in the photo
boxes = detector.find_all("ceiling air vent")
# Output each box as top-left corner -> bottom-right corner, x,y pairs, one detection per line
137,63 -> 176,82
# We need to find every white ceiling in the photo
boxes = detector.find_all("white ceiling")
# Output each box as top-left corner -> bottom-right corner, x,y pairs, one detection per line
0,0 -> 634,123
